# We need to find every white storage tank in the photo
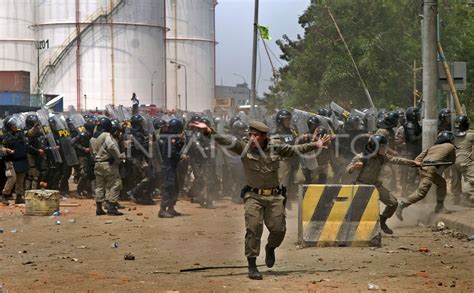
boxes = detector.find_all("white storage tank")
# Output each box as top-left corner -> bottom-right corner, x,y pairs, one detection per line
0,0 -> 36,92
166,0 -> 216,112
36,0 -> 166,110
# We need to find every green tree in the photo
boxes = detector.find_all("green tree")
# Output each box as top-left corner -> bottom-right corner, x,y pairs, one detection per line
265,0 -> 473,121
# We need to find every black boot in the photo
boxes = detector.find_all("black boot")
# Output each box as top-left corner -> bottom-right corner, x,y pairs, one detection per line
434,201 -> 450,214
265,244 -> 276,268
96,202 -> 106,216
247,257 -> 262,280
395,202 -> 408,221
158,207 -> 174,218
168,206 -> 182,216
107,202 -> 124,216
380,215 -> 393,235
0,194 -> 9,206
14,194 -> 25,204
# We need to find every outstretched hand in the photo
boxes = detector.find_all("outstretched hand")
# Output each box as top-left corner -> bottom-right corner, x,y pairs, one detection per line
189,122 -> 211,134
314,134 -> 331,149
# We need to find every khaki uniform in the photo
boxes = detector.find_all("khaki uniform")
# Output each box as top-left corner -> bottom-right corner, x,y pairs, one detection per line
376,128 -> 398,189
452,131 -> 474,198
347,152 -> 418,218
90,132 -> 122,203
405,143 -> 456,205
214,133 -> 318,258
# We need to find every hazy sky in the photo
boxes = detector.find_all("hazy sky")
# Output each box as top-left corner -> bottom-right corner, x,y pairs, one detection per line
216,0 -> 310,96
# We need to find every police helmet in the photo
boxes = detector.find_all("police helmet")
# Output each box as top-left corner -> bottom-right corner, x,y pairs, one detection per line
345,115 -> 361,131
316,126 -> 328,138
438,108 -> 451,123
276,109 -> 292,126
435,130 -> 455,145
317,108 -> 333,117
130,114 -> 144,129
307,115 -> 321,132
25,114 -> 39,129
406,107 -> 421,122
153,118 -> 167,130
97,117 -> 113,133
454,115 -> 469,132
168,119 -> 184,134
365,134 -> 388,154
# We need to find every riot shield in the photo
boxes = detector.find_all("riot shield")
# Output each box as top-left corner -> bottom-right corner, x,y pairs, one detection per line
236,111 -> 249,126
53,114 -> 79,166
293,108 -> 332,132
68,106 -> 87,134
36,108 -> 62,163
291,110 -> 318,171
330,101 -> 350,120
105,104 -> 119,120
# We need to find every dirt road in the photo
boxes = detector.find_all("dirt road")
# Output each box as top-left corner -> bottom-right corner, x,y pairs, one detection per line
0,198 -> 473,292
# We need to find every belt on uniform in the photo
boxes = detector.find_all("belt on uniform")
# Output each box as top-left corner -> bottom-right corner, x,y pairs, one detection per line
95,159 -> 110,163
249,186 -> 280,196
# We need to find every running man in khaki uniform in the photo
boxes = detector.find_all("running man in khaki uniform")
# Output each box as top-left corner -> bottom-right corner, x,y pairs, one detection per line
396,131 -> 456,220
191,120 -> 330,280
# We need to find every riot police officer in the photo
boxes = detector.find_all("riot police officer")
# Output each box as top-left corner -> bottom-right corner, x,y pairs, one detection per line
438,108 -> 452,132
127,114 -> 154,205
1,116 -> 29,205
158,119 -> 186,218
274,110 -> 299,208
24,114 -> 45,190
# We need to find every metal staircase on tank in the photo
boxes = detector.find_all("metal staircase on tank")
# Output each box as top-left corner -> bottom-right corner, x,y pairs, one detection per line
38,0 -> 125,88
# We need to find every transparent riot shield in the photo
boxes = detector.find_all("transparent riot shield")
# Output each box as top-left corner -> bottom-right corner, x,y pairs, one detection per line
36,108 -> 62,163
68,106 -> 87,134
291,109 -> 318,171
53,114 -> 79,166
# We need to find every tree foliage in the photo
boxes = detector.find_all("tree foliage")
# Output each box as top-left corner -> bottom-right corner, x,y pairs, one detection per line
264,0 -> 474,120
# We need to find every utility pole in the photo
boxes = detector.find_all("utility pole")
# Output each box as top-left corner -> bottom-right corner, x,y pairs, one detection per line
250,0 -> 259,111
422,0 -> 438,149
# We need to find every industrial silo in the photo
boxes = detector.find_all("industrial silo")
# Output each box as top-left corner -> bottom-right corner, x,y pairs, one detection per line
0,0 -> 36,104
36,0 -> 166,110
166,0 -> 216,112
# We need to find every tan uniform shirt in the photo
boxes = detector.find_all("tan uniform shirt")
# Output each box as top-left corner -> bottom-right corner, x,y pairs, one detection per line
214,134 -> 318,189
347,152 -> 418,185
90,132 -> 121,164
454,131 -> 474,166
415,143 -> 456,174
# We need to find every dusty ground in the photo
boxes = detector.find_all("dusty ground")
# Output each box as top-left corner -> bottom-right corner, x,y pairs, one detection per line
0,196 -> 473,292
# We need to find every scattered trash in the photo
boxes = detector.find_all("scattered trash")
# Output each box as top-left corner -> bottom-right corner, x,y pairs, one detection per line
124,253 -> 135,260
419,247 -> 429,253
444,244 -> 454,248
54,220 -> 61,225
105,220 -> 113,224
368,283 -> 379,290
397,246 -> 410,251
22,261 -> 35,265
11,229 -> 17,233
111,242 -> 119,248
71,258 -> 79,262
436,221 -> 445,230
68,219 -> 76,223
467,235 -> 474,241
137,213 -> 143,216
52,211 -> 61,217
0,228 -> 3,233
77,246 -> 87,249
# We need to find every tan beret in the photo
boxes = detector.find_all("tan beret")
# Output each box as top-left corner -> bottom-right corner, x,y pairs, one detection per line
249,120 -> 270,133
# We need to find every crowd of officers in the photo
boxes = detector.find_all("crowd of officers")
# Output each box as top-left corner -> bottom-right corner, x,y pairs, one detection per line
0,105 -> 473,280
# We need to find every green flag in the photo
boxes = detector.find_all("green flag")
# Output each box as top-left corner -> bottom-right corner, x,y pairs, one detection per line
258,25 -> 272,41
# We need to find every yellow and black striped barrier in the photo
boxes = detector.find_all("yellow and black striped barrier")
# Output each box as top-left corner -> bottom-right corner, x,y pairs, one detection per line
298,184 -> 381,247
